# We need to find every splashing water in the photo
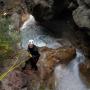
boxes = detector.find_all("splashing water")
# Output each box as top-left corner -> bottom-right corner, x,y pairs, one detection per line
55,50 -> 88,90
20,15 -> 61,49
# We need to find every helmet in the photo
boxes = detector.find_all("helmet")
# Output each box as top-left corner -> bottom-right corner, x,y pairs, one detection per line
28,40 -> 34,44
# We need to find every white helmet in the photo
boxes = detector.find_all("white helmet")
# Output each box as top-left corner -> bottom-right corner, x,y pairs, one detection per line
28,39 -> 34,44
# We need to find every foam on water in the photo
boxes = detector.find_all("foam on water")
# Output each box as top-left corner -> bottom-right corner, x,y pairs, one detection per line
55,50 -> 87,90
20,15 -> 61,49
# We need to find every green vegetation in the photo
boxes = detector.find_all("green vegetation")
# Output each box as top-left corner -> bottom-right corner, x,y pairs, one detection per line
0,16 -> 16,65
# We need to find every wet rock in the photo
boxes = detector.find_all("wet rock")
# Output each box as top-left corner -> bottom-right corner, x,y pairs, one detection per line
1,49 -> 30,72
38,47 -> 76,80
1,69 -> 41,90
73,0 -> 90,34
73,5 -> 90,29
12,49 -> 30,69
25,0 -> 71,21
17,47 -> 76,89
79,59 -> 90,84
25,0 -> 54,21
0,0 -> 21,14
77,0 -> 90,6
10,9 -> 29,31
83,46 -> 90,58
21,13 -> 29,24
1,70 -> 29,90
84,0 -> 90,6
0,49 -> 30,90
10,12 -> 21,31
76,0 -> 85,6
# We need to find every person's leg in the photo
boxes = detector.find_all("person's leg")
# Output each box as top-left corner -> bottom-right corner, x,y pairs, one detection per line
29,58 -> 36,70
33,57 -> 39,70
29,58 -> 35,69
22,59 -> 30,70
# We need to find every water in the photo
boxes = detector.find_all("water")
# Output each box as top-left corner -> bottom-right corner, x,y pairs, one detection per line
20,15 -> 61,49
55,50 -> 88,90
20,15 -> 89,90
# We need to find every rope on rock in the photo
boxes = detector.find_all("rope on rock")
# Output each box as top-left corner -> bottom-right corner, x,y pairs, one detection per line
0,53 -> 32,81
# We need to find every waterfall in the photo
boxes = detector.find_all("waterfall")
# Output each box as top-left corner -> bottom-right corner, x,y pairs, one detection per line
55,50 -> 88,90
20,15 -> 61,49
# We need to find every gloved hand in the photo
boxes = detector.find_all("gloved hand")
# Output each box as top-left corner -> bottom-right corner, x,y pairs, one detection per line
29,53 -> 32,57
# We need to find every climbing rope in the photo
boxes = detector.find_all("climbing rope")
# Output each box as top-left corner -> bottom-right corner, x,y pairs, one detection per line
0,53 -> 32,81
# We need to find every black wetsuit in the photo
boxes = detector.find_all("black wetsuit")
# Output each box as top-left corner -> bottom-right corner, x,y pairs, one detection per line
23,45 -> 40,70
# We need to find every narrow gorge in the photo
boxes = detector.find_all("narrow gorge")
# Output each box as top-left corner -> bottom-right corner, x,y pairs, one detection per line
0,0 -> 90,90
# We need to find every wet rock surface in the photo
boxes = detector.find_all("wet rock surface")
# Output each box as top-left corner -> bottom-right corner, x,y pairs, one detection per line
79,59 -> 90,84
2,70 -> 28,90
73,0 -> 90,33
73,5 -> 90,29
39,47 -> 76,79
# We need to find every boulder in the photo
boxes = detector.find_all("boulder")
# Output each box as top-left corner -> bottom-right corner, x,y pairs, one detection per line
84,0 -> 90,6
76,0 -> 90,6
2,70 -> 28,90
76,0 -> 85,6
79,59 -> 90,84
73,6 -> 90,29
38,47 -> 76,80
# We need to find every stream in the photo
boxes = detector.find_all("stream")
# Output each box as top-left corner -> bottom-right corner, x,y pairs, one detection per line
55,50 -> 89,90
20,15 -> 89,90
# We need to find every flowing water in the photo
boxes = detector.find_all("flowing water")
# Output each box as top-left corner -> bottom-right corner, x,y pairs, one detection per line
20,15 -> 89,90
20,15 -> 61,49
55,50 -> 88,90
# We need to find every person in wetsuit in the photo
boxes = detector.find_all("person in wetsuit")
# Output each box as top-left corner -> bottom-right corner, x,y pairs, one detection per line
23,40 -> 40,71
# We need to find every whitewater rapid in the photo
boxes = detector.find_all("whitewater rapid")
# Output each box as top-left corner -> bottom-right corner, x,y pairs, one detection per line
20,15 -> 61,49
55,50 -> 88,90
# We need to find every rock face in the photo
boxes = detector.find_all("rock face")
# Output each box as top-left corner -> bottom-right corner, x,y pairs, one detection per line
10,11 -> 29,31
25,0 -> 54,21
38,47 -> 76,80
76,0 -> 90,6
0,0 -> 21,13
73,5 -> 90,29
24,0 -> 90,31
24,0 -> 90,35
73,0 -> 90,29
1,70 -> 28,90
24,0 -> 71,21
84,0 -> 90,5
0,47 -> 76,90
10,12 -> 21,31
79,59 -> 90,84
0,0 -> 90,31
